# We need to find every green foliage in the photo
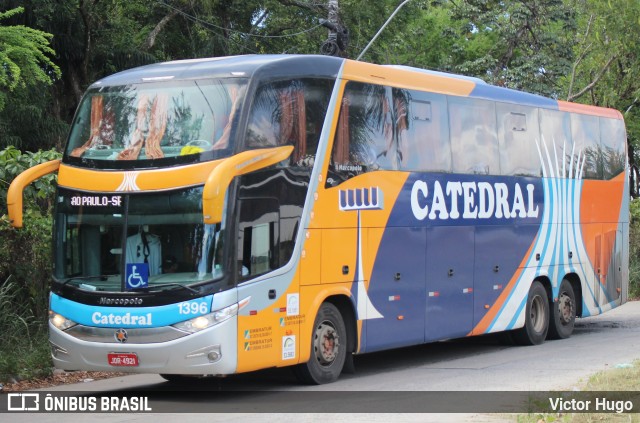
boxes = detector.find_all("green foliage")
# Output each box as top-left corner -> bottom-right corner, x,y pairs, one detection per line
0,146 -> 60,382
630,198 -> 640,224
0,7 -> 60,111
0,277 -> 52,382
0,146 -> 60,324
561,0 -> 640,165
0,146 -> 61,212
0,210 -> 53,320
445,0 -> 575,97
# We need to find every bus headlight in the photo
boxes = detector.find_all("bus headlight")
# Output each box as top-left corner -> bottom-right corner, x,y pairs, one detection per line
172,297 -> 250,334
49,311 -> 77,331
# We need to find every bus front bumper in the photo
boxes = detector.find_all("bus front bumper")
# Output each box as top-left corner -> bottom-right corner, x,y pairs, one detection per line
49,317 -> 238,375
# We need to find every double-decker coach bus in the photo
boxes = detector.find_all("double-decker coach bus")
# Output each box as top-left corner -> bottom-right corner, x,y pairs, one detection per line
7,55 -> 628,384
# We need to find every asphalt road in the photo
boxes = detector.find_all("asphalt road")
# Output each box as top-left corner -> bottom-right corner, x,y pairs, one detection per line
5,300 -> 640,422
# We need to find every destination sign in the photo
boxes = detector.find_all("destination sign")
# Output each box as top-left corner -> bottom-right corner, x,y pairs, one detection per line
70,195 -> 123,207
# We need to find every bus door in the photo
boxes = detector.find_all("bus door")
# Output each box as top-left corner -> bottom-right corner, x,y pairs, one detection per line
425,226 -> 474,341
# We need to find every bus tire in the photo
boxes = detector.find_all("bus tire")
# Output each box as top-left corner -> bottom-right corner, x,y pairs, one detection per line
547,279 -> 576,340
294,302 -> 347,384
512,281 -> 549,345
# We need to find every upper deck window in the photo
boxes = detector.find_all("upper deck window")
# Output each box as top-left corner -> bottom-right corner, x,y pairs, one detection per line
64,79 -> 247,168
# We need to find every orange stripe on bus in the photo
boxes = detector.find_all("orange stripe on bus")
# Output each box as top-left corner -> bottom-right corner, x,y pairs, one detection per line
57,160 -> 222,192
557,101 -> 623,119
342,60 -> 476,96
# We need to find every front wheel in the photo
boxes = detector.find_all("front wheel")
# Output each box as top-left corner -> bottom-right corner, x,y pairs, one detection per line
547,279 -> 576,340
294,302 -> 347,384
512,281 -> 549,345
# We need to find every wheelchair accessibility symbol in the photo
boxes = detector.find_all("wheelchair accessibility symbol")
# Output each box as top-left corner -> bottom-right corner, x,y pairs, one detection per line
126,263 -> 149,290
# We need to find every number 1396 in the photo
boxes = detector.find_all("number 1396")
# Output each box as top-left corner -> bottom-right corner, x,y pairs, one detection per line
179,301 -> 208,315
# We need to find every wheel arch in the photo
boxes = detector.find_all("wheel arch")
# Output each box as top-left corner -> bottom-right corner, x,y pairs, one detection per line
324,294 -> 357,355
534,275 -> 553,302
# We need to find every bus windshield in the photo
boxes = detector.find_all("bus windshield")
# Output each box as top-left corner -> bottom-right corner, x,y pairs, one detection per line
53,187 -> 225,293
64,79 -> 247,166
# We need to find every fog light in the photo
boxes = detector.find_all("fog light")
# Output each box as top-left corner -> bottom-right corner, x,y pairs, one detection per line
207,351 -> 221,362
185,345 -> 221,360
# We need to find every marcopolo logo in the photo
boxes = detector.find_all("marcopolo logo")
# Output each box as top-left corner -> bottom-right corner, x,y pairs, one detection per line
410,179 -> 540,222
98,297 -> 144,306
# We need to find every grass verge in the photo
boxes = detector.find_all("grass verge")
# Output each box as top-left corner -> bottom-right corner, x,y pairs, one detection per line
0,277 -> 52,383
516,360 -> 640,422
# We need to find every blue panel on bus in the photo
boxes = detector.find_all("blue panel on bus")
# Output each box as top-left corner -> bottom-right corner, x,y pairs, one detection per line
361,172 -> 545,346
388,173 -> 545,228
363,227 -> 426,352
424,225 -> 475,341
472,224 -> 540,327
50,293 -> 214,328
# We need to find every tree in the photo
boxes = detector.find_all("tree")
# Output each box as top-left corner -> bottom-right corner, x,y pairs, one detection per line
561,0 -> 640,167
0,7 -> 59,111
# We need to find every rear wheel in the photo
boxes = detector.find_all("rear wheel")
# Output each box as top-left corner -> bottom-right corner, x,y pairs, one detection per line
294,302 -> 347,384
547,279 -> 576,340
512,281 -> 549,345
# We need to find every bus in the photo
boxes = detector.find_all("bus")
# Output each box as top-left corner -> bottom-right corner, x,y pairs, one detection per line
7,55 -> 629,384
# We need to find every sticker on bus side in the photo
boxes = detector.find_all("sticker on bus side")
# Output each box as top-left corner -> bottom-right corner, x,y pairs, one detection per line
282,335 -> 296,360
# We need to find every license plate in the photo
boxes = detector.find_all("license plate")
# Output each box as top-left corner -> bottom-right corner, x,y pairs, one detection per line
108,353 -> 139,367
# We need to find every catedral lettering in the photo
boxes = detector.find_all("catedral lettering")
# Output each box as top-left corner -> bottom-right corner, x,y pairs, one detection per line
91,312 -> 152,326
411,180 -> 539,221
7,55 -> 628,386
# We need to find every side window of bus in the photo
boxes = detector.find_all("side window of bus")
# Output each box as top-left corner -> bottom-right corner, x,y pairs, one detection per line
600,117 -> 626,179
328,82 -> 411,186
245,79 -> 332,167
571,114 -> 601,179
497,103 -> 541,177
401,92 -> 451,172
539,109 -> 573,174
237,198 -> 279,281
449,97 -> 500,175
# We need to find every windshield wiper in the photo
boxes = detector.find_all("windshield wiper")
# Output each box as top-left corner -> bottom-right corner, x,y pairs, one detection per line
146,282 -> 200,295
57,275 -> 118,287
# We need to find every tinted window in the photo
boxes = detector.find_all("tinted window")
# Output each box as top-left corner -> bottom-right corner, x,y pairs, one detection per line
449,97 -> 500,175
402,92 -> 451,172
539,109 -> 573,176
245,78 -> 333,166
65,80 -> 247,168
237,198 -> 279,281
571,114 -> 601,179
600,118 -> 626,179
329,82 -> 409,183
497,103 -> 541,177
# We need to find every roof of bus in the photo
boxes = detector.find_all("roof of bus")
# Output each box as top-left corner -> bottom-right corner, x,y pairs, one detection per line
89,55 -> 345,87
90,54 -> 622,120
